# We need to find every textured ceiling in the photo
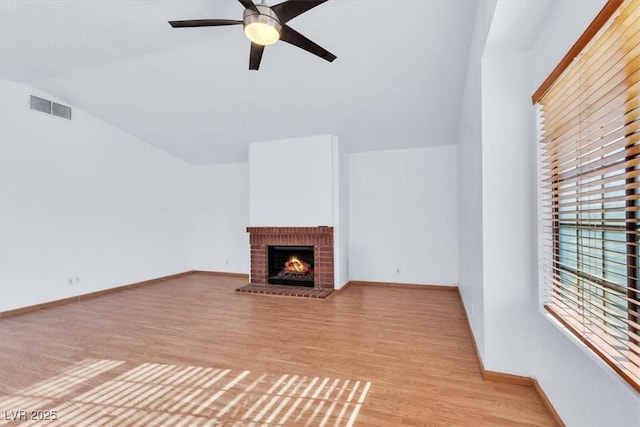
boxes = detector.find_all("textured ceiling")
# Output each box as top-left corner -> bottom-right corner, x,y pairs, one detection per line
0,0 -> 478,165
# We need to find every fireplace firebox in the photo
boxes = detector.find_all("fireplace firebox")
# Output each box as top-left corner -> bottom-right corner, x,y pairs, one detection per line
268,246 -> 314,287
247,227 -> 334,290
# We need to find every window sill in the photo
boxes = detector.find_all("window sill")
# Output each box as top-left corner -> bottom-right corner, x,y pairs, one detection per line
539,305 -> 639,394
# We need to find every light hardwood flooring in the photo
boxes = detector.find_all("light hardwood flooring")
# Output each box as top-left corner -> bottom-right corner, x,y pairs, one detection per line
0,273 -> 556,426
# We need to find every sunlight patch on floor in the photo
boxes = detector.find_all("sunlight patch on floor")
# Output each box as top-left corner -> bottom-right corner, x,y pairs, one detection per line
0,359 -> 371,426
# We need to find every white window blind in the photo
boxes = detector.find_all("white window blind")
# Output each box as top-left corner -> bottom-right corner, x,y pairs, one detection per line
537,0 -> 640,391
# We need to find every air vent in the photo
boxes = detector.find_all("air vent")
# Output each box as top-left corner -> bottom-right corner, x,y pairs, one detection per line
30,95 -> 51,114
52,102 -> 72,120
30,95 -> 72,120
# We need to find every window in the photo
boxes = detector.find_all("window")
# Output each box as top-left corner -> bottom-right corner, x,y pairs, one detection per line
535,0 -> 639,391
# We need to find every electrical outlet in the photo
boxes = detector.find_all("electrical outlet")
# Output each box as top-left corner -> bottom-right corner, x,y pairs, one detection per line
75,276 -> 80,284
396,267 -> 400,274
225,259 -> 229,265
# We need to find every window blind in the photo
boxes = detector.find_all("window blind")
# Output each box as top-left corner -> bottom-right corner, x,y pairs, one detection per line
537,0 -> 640,391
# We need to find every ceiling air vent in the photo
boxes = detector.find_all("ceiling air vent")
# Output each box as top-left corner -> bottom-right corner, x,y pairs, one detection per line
30,95 -> 51,114
30,95 -> 72,120
52,102 -> 72,120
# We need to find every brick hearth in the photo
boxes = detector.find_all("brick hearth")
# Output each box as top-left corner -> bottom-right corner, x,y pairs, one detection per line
235,284 -> 334,299
246,226 -> 334,289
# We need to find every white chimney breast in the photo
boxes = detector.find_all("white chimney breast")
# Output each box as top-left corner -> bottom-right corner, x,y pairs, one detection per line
249,135 -> 335,227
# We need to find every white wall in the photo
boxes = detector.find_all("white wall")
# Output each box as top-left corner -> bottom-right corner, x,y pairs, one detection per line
481,50 -> 537,375
457,0 -> 496,359
332,136 -> 349,289
193,162 -> 249,274
349,146 -> 458,285
457,0 -> 639,425
0,79 -> 194,311
249,135 -> 334,227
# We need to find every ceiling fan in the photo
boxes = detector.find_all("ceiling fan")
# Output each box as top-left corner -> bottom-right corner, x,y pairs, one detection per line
169,0 -> 337,70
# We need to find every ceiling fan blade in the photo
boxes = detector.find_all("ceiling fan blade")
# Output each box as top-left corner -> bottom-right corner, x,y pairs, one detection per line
279,25 -> 336,63
272,0 -> 327,23
238,0 -> 259,13
169,19 -> 242,28
249,43 -> 265,70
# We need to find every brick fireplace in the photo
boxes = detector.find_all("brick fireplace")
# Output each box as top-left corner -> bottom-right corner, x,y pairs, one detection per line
247,226 -> 334,290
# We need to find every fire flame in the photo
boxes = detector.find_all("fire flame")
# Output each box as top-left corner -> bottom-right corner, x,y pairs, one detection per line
284,255 -> 310,273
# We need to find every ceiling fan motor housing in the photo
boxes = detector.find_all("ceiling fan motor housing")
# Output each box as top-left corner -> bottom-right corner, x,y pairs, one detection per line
243,5 -> 282,44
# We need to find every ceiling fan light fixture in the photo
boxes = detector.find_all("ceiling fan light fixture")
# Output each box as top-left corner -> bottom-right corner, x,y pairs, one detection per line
244,21 -> 280,45
243,6 -> 281,46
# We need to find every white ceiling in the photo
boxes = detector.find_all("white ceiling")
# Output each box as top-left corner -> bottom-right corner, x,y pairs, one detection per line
0,0 -> 478,165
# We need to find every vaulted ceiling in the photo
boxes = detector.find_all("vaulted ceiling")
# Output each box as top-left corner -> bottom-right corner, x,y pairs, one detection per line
0,0 -> 478,165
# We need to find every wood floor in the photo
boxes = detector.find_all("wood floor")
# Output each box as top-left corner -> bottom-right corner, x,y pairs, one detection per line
0,273 -> 556,426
